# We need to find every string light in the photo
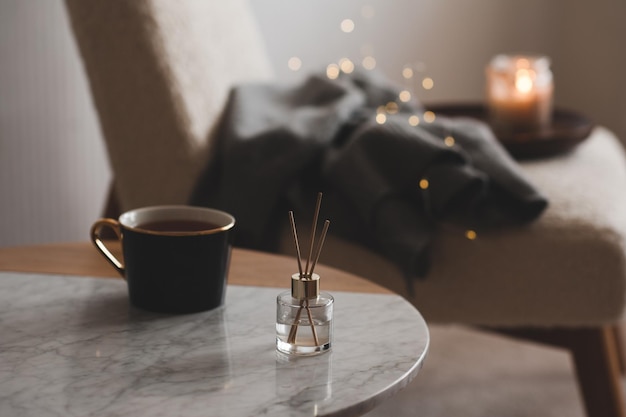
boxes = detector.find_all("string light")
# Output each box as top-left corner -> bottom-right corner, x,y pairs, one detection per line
408,115 -> 420,126
361,5 -> 375,19
360,44 -> 376,70
326,63 -> 340,79
399,90 -> 411,102
465,230 -> 477,240
419,179 -> 429,189
423,111 -> 436,123
444,135 -> 455,147
339,58 -> 355,73
340,18 -> 355,33
385,101 -> 399,114
288,57 -> 302,71
422,77 -> 434,90
362,56 -> 377,70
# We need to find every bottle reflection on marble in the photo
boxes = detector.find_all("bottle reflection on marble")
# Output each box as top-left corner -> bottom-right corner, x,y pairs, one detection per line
275,349 -> 333,406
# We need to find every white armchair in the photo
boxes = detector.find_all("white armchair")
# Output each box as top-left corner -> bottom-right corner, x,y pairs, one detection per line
65,1 -> 626,416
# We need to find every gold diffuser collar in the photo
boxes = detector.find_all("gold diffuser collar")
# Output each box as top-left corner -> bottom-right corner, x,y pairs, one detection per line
291,273 -> 320,300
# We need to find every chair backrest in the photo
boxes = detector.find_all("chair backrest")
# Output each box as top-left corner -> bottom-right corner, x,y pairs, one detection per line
65,0 -> 274,212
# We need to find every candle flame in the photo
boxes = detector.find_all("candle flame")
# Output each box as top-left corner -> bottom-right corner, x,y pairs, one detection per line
515,68 -> 534,94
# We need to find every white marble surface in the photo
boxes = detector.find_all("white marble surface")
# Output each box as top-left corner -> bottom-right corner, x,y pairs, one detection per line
0,272 -> 429,417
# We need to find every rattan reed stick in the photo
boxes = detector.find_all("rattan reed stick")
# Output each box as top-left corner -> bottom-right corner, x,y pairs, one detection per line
288,211 -> 304,277
304,192 -> 323,277
308,219 -> 330,278
305,300 -> 319,346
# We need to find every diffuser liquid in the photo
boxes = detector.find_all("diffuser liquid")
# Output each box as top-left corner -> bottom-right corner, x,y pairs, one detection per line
276,320 -> 331,354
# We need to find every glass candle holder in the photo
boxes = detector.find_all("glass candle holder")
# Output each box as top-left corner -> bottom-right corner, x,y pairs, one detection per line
276,273 -> 333,356
486,54 -> 554,133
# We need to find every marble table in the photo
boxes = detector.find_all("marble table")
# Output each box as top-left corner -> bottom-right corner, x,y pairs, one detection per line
0,271 -> 429,417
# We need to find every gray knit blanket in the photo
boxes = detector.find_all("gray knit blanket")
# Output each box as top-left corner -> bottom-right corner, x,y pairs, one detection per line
190,70 -> 547,279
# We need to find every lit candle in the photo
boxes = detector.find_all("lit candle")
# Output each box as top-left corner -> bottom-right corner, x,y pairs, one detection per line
486,54 -> 553,133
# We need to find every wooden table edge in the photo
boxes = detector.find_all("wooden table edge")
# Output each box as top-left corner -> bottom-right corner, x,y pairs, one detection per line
0,241 -> 391,294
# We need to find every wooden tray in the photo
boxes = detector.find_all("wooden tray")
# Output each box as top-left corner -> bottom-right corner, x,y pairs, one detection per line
426,103 -> 594,160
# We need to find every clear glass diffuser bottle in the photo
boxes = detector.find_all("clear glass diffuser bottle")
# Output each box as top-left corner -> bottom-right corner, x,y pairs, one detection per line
276,273 -> 334,356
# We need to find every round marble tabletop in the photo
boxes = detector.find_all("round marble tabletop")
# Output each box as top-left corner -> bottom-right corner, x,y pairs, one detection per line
0,272 -> 429,417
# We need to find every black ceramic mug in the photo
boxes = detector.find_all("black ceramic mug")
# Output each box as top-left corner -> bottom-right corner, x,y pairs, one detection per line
90,205 -> 235,314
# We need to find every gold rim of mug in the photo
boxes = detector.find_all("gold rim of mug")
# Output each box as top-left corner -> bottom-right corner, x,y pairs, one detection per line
120,205 -> 235,237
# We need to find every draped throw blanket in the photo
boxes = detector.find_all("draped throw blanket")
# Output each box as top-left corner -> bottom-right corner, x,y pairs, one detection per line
190,70 -> 548,279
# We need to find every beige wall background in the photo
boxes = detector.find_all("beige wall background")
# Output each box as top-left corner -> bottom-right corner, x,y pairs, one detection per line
1,0 -> 624,247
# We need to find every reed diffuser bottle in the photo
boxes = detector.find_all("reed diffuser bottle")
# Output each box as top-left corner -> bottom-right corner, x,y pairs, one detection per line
276,274 -> 334,355
276,193 -> 333,356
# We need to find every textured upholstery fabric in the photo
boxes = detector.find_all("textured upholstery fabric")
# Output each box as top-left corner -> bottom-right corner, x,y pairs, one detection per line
279,127 -> 626,326
65,0 -> 273,211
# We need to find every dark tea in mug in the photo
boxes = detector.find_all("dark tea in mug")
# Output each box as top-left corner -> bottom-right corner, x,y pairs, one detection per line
137,220 -> 220,233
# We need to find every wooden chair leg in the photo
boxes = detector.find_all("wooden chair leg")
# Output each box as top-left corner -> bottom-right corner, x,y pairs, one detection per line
612,323 -> 626,374
569,326 -> 626,417
490,325 -> 626,417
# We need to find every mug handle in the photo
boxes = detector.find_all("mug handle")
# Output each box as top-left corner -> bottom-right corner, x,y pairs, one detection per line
90,218 -> 126,279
